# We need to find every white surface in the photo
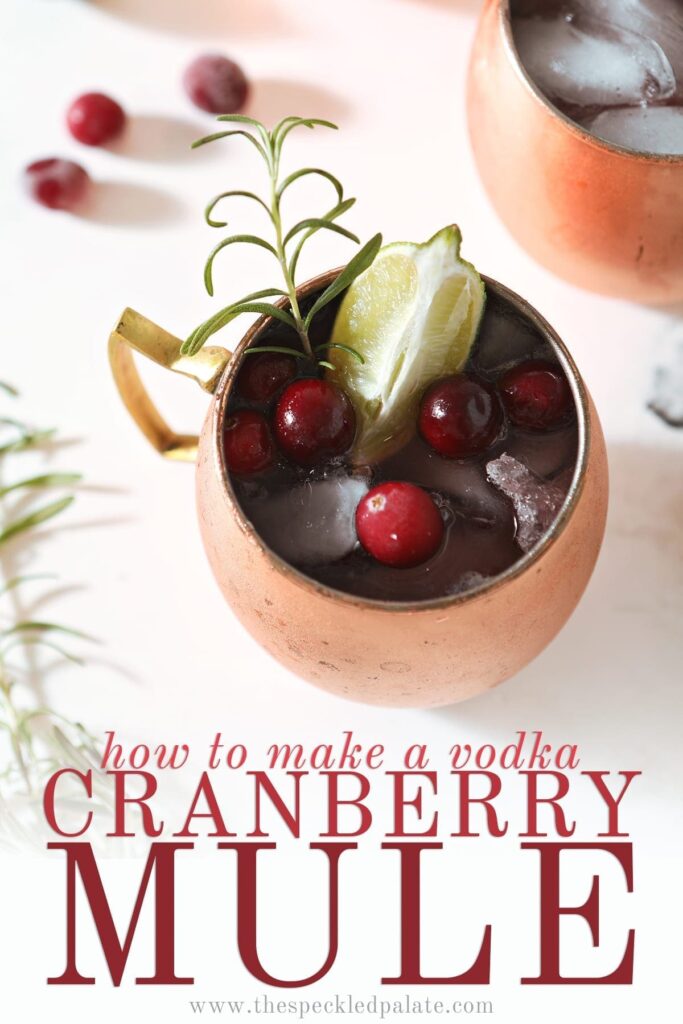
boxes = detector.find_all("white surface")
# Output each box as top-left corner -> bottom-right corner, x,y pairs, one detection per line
1,0 -> 681,1021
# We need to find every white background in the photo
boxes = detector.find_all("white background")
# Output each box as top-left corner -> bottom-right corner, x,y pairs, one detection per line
1,0 -> 681,1021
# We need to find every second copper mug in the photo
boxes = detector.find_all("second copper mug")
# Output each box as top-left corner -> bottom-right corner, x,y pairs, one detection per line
467,0 -> 683,303
108,271 -> 608,708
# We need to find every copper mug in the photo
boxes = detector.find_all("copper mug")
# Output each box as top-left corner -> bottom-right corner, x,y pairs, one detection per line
108,271 -> 608,708
467,0 -> 683,303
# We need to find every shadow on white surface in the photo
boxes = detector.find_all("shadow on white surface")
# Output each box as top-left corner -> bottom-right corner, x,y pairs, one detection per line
436,441 -> 683,761
107,114 -> 218,164
248,78 -> 352,128
94,0 -> 292,37
658,299 -> 683,320
82,181 -> 185,227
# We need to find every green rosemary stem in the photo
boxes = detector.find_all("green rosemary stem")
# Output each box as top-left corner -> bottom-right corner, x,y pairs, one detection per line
269,140 -> 312,358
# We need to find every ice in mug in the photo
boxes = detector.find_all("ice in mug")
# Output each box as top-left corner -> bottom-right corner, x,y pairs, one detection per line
511,0 -> 683,154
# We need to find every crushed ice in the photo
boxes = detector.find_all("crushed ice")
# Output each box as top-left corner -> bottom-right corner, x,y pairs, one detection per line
486,453 -> 567,553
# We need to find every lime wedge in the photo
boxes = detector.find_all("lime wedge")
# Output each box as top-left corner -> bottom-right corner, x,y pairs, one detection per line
328,225 -> 485,463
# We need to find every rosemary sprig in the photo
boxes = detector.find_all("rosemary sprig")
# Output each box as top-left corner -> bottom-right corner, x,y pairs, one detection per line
182,115 -> 382,365
0,384 -> 102,850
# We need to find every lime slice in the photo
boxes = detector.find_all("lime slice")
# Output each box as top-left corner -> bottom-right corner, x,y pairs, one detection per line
328,225 -> 485,463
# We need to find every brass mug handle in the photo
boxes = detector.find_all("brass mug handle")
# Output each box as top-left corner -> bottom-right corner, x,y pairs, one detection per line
108,308 -> 232,462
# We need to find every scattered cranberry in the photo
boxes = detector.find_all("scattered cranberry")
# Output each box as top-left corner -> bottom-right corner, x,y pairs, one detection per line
67,92 -> 126,146
24,158 -> 90,210
356,482 -> 444,569
499,360 -> 573,431
183,54 -> 250,114
419,374 -> 502,458
274,379 -> 355,467
223,410 -> 274,475
238,352 -> 298,404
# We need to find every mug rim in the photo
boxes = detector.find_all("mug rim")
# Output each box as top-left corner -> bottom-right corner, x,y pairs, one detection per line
497,0 -> 683,166
210,268 -> 591,613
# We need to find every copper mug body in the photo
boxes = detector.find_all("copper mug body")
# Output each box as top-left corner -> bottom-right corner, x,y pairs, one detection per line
108,271 -> 608,708
467,0 -> 683,303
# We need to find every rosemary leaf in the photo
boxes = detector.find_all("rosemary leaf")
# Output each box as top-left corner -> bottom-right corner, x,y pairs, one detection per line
0,473 -> 81,499
304,233 -> 383,329
205,190 -> 274,228
315,342 -> 365,365
182,287 -> 289,355
0,496 -> 74,546
273,117 -> 338,159
192,129 -> 268,163
204,235 -> 279,296
184,298 -> 296,356
242,346 -> 308,360
0,574 -> 57,597
0,621 -> 93,643
2,638 -> 85,665
283,217 -> 359,248
0,428 -> 56,457
287,199 -> 359,280
277,167 -> 344,204
214,114 -> 272,154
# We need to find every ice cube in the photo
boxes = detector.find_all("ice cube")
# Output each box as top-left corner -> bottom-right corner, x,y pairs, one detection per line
448,570 -> 491,596
513,9 -> 676,110
379,436 -> 515,528
486,453 -> 567,553
590,0 -> 683,74
247,475 -> 369,567
472,303 -> 546,373
586,105 -> 683,154
649,336 -> 683,426
503,423 -> 578,480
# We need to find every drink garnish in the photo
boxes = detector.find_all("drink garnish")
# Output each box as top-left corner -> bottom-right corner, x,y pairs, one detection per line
181,115 -> 382,366
327,225 -> 485,462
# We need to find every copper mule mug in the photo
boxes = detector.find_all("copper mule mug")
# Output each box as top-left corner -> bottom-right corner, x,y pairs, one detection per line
467,0 -> 683,303
108,271 -> 608,708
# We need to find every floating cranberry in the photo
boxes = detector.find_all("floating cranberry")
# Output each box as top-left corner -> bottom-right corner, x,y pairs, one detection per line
238,352 -> 298,404
183,54 -> 250,114
499,360 -> 573,431
274,379 -> 355,467
67,92 -> 126,146
24,158 -> 90,210
419,374 -> 502,458
223,410 -> 274,475
356,482 -> 444,569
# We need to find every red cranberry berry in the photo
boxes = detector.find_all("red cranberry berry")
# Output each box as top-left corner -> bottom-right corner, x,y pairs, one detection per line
223,410 -> 274,475
356,482 -> 444,568
274,379 -> 355,467
67,92 -> 126,146
419,374 -> 502,458
183,54 -> 250,114
24,159 -> 90,210
238,352 -> 298,404
499,360 -> 573,431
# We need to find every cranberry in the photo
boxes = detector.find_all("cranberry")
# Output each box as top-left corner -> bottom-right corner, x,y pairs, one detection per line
237,352 -> 297,404
419,374 -> 502,458
24,159 -> 90,210
274,379 -> 355,467
356,482 -> 444,569
499,360 -> 573,431
183,54 -> 250,114
223,410 -> 274,475
66,92 -> 126,146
